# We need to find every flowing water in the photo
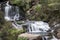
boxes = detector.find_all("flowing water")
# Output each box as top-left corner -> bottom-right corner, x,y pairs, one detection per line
26,21 -> 59,40
4,1 -> 22,29
4,1 -> 59,40
27,21 -> 50,33
4,1 -> 20,21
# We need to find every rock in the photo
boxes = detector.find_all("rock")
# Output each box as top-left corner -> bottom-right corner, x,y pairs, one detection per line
18,33 -> 42,40
54,27 -> 60,39
57,32 -> 60,39
35,36 -> 42,40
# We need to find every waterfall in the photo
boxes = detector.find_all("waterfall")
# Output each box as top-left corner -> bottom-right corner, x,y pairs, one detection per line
4,1 -> 11,21
4,1 -> 20,21
4,1 -> 21,29
26,21 -> 51,40
4,1 -> 60,40
27,21 -> 50,34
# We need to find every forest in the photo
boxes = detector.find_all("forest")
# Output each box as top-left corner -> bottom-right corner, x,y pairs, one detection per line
0,0 -> 60,40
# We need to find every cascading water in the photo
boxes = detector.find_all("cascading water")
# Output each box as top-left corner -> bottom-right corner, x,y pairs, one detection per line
27,21 -> 50,34
26,21 -> 50,40
4,1 -> 60,40
4,1 -> 20,21
4,1 -> 22,29
4,1 -> 11,21
26,21 -> 60,40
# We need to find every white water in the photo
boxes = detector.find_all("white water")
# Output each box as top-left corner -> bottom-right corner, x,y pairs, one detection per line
4,1 -> 11,21
4,1 -> 60,40
27,21 -> 60,40
27,21 -> 50,33
4,1 -> 20,21
4,1 -> 50,34
4,1 -> 21,29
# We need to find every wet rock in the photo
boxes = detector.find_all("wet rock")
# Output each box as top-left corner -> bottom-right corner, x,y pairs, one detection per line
57,32 -> 60,39
54,27 -> 60,39
33,36 -> 42,40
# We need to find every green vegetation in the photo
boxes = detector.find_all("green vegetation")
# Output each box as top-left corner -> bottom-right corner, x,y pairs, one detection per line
17,37 -> 27,40
0,0 -> 60,40
17,21 -> 25,25
10,0 -> 60,21
0,11 -> 25,40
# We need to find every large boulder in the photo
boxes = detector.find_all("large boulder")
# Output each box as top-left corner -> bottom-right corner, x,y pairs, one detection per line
18,33 -> 42,40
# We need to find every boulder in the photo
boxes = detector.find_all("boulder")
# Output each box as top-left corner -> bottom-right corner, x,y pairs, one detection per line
18,33 -> 42,40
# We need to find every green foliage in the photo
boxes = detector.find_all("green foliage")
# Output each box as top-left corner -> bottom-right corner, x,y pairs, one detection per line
0,11 -> 5,24
17,37 -> 27,40
0,11 -> 25,40
48,0 -> 60,4
34,4 -> 41,13
11,0 -> 31,5
0,0 -> 60,40
0,21 -> 24,40
11,0 -> 25,6
11,0 -> 31,10
10,0 -> 60,23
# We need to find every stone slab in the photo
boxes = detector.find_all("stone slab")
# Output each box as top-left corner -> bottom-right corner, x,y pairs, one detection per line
18,33 -> 41,39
